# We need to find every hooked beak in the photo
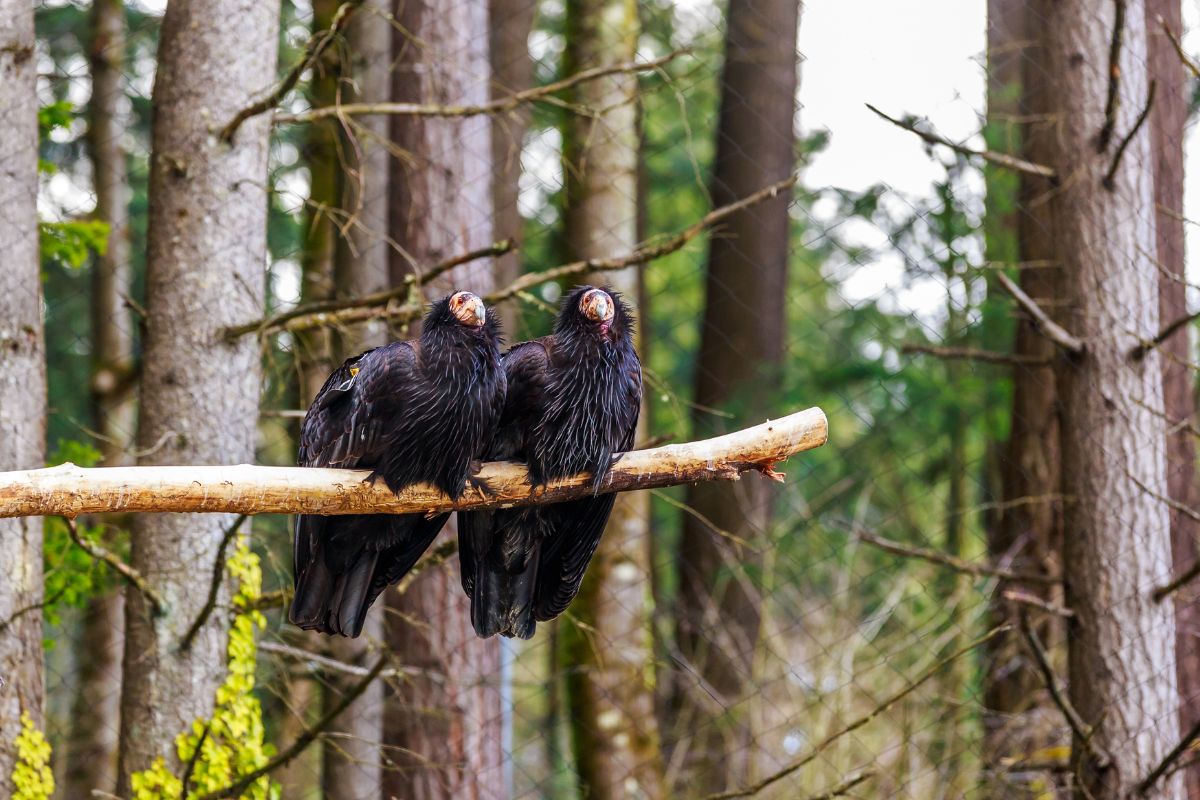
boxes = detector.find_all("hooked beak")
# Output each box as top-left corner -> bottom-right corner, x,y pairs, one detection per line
581,289 -> 614,325
450,291 -> 486,327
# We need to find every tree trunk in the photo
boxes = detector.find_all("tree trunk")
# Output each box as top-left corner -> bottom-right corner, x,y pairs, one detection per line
983,2 -> 1066,792
320,6 -> 391,796
1145,2 -> 1200,797
489,0 -> 535,335
674,0 -> 799,791
383,1 -> 505,796
1040,3 -> 1181,797
64,1 -> 133,793
114,0 -> 279,790
558,0 -> 666,796
0,0 -> 47,792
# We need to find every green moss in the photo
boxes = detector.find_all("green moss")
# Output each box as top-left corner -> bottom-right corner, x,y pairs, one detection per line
130,540 -> 279,800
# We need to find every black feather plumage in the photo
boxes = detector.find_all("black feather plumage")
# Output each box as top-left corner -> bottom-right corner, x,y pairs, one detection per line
290,292 -> 506,637
458,285 -> 642,639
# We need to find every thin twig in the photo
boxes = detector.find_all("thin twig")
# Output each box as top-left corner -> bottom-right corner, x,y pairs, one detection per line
275,50 -> 687,125
180,514 -> 248,651
866,103 -> 1057,179
219,0 -> 362,142
1137,716 -> 1200,794
0,587 -> 66,636
1019,611 -> 1111,768
901,343 -> 1052,366
223,240 -> 514,340
194,656 -> 387,800
62,516 -> 166,616
702,626 -> 1010,800
855,529 -> 1058,584
1098,0 -> 1127,150
1102,79 -> 1155,190
1130,305 -> 1200,360
995,271 -> 1086,355
179,719 -> 213,795
258,640 -> 431,681
1003,588 -> 1075,618
394,539 -> 458,595
802,770 -> 874,800
1153,559 -> 1200,603
1161,17 -> 1200,80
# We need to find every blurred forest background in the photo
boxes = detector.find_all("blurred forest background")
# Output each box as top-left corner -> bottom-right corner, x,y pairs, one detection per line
5,0 -> 1200,798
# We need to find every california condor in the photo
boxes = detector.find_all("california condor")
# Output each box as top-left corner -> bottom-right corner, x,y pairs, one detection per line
290,291 -> 505,637
458,286 -> 642,639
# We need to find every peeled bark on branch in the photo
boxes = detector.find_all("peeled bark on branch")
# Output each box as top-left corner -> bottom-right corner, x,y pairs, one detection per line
0,408 -> 827,518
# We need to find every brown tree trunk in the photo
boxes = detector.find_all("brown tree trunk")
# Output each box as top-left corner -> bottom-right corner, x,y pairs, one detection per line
383,1 -> 505,797
559,0 -> 666,794
489,0 -> 535,335
1145,2 -> 1200,797
0,0 -> 47,792
673,0 -> 799,791
319,5 -> 392,796
114,0 -> 279,790
983,2 -> 1066,792
1039,3 -> 1181,797
64,1 -> 133,793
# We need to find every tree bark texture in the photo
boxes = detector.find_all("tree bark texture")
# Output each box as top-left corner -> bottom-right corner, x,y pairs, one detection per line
114,0 -> 279,791
0,0 -> 47,793
983,1 -> 1066,792
674,0 -> 799,791
63,2 -> 134,793
384,1 -> 505,797
1144,2 -> 1200,797
488,0 -> 535,335
321,4 -> 393,797
560,0 -> 666,795
1040,3 -> 1182,797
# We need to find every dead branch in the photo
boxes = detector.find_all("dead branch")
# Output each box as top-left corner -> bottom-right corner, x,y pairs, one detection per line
1161,18 -> 1200,80
866,103 -> 1057,179
1130,305 -> 1200,360
995,271 -> 1086,355
802,770 -> 874,800
1098,0 -> 1127,151
1019,611 -> 1111,768
222,240 -> 514,340
1102,79 -> 1155,191
180,513 -> 249,651
854,529 -> 1058,585
1003,588 -> 1075,619
0,407 -> 827,518
1137,715 -> 1200,794
274,50 -> 687,125
1153,559 -> 1200,603
195,656 -> 387,800
229,174 -> 798,340
703,626 -> 1010,800
900,343 -> 1052,367
219,0 -> 362,142
62,517 -> 165,616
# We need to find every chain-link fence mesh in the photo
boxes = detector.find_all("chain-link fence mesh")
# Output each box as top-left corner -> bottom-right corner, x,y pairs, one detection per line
18,0 -> 1200,798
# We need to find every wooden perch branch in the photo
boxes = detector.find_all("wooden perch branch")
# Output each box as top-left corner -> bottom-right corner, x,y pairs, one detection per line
995,271 -> 1086,356
866,103 -> 1057,179
273,50 -> 687,125
0,407 -> 827,518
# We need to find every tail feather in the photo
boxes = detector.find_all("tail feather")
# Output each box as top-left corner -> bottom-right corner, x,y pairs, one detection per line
289,514 -> 382,637
470,539 -> 539,640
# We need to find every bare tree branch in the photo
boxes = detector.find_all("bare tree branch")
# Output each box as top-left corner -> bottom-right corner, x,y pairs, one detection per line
194,656 -> 387,800
1102,79 -> 1155,191
274,50 -> 687,125
995,271 -> 1086,355
0,407 -> 827,518
219,0 -> 362,142
1002,588 -> 1075,619
855,529 -> 1058,585
866,103 -> 1057,179
1160,17 -> 1200,80
1154,559 -> 1200,603
180,513 -> 248,651
1137,716 -> 1200,794
1130,305 -> 1200,360
901,343 -> 1052,366
1097,0 -> 1127,151
222,240 -> 515,340
61,516 -> 165,616
228,174 -> 799,340
702,626 -> 1010,800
